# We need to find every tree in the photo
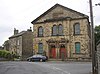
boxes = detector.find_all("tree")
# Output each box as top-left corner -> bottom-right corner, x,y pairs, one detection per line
94,25 -> 100,45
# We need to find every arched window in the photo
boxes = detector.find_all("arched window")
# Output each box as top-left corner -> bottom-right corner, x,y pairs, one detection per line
75,42 -> 81,53
74,23 -> 80,35
52,25 -> 57,36
38,43 -> 43,54
38,26 -> 43,37
58,24 -> 63,35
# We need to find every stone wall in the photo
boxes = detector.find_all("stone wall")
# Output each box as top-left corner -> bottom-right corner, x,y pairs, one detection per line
22,31 -> 33,59
33,18 -> 90,59
9,36 -> 22,56
32,4 -> 91,60
36,6 -> 86,23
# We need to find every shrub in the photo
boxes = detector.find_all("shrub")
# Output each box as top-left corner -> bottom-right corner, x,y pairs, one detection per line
0,50 -> 12,60
0,50 -> 21,61
0,50 -> 6,58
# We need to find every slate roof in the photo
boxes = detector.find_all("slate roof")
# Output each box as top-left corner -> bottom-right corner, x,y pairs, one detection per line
9,31 -> 26,39
31,3 -> 88,24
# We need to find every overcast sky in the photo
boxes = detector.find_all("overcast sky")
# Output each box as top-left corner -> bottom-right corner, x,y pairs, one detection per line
0,0 -> 100,46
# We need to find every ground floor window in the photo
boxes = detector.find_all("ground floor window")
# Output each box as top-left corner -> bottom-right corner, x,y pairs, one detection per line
75,42 -> 80,53
38,43 -> 43,54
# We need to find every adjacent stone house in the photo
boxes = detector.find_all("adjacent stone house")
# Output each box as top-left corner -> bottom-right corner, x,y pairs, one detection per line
31,4 -> 91,60
9,28 -> 33,60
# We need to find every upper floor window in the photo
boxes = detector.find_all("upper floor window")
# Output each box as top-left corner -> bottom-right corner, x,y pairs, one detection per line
58,24 -> 63,36
75,42 -> 81,53
38,26 -> 43,37
17,40 -> 20,45
52,25 -> 57,36
52,24 -> 63,36
74,23 -> 80,35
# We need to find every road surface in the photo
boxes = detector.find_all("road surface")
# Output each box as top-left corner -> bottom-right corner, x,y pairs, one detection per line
0,61 -> 92,74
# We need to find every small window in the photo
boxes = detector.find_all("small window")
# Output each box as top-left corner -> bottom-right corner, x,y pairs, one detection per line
52,25 -> 57,36
75,42 -> 81,53
17,40 -> 20,45
58,24 -> 63,35
74,23 -> 80,35
38,26 -> 43,37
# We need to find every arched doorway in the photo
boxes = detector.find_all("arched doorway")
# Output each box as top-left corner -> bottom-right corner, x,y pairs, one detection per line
59,44 -> 66,59
49,45 -> 56,59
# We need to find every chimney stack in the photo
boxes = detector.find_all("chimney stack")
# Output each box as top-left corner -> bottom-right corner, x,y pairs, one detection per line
14,28 -> 19,35
27,27 -> 32,32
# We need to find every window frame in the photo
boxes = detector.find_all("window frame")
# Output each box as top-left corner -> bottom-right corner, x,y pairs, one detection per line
52,25 -> 57,36
75,42 -> 81,53
52,24 -> 64,36
38,43 -> 43,54
58,24 -> 63,36
74,23 -> 80,35
38,26 -> 43,37
17,40 -> 20,45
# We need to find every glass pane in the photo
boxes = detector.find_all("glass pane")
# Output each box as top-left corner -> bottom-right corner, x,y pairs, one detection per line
75,43 -> 80,53
38,43 -> 43,54
53,25 -> 57,35
75,23 -> 80,34
58,25 -> 63,35
38,27 -> 43,36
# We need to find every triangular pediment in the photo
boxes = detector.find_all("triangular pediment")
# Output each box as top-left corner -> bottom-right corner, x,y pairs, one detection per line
31,4 -> 88,24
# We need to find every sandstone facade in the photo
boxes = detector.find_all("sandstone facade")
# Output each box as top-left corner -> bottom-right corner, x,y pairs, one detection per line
32,4 -> 91,60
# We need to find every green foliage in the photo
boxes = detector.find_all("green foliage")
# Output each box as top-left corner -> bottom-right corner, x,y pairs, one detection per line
0,50 -> 7,57
0,50 -> 19,60
94,25 -> 100,44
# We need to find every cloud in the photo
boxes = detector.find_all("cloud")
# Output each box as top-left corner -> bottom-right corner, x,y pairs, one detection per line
0,0 -> 100,46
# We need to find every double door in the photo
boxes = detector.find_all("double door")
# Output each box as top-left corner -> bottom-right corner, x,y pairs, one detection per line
49,45 -> 66,59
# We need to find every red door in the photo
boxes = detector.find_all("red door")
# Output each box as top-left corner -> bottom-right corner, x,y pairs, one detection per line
59,45 -> 66,59
51,48 -> 56,58
50,45 -> 56,58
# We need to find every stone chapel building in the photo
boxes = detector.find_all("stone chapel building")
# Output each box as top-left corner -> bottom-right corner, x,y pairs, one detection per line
31,4 -> 91,60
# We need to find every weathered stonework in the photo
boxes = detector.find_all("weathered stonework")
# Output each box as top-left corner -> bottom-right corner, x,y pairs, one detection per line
32,4 -> 91,60
9,28 -> 33,60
